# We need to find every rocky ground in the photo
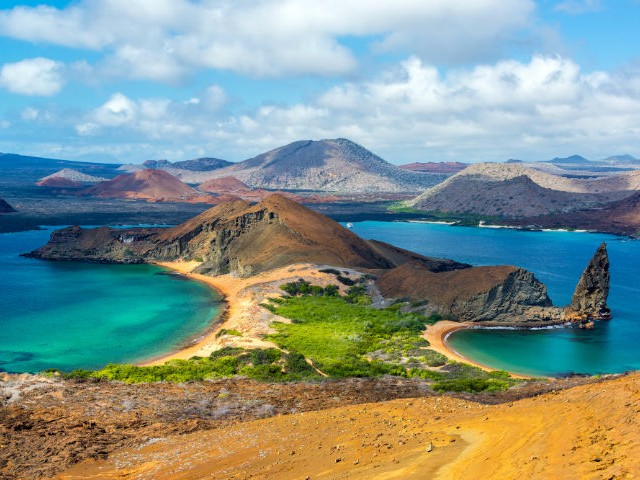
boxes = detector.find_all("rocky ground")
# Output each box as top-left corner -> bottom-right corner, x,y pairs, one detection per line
0,373 -> 607,480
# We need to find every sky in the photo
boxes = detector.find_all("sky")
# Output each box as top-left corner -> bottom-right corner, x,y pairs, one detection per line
0,0 -> 639,165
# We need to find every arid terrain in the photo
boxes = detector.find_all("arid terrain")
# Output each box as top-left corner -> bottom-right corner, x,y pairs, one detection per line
1,372 -> 636,479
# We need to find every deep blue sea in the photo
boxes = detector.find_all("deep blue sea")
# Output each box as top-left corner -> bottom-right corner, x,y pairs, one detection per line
0,227 -> 221,373
348,221 -> 640,377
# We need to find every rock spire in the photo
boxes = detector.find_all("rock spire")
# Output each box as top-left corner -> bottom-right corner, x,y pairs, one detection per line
568,243 -> 611,321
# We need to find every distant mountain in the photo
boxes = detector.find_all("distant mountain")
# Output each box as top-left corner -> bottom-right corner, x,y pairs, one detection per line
549,155 -> 591,164
36,168 -> 107,187
0,153 -> 121,186
165,139 -> 446,193
144,157 -> 233,172
505,159 -> 523,163
409,163 -> 639,218
142,159 -> 172,169
81,169 -> 197,201
0,197 -> 15,213
398,162 -> 467,174
602,154 -> 639,164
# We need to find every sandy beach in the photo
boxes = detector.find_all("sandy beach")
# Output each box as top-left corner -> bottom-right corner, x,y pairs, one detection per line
424,320 -> 531,379
142,261 -> 353,365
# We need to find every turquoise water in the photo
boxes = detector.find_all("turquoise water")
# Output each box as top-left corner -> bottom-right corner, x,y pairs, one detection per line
0,228 -> 221,373
348,221 -> 640,376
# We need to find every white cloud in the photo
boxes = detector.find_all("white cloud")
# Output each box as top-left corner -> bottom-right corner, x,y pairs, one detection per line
0,57 -> 64,96
10,56 -> 640,164
0,0 -> 537,80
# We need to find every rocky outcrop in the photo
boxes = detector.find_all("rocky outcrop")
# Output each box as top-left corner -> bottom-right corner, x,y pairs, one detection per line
25,225 -> 160,263
0,197 -> 15,213
376,262 -> 560,323
566,243 -> 611,320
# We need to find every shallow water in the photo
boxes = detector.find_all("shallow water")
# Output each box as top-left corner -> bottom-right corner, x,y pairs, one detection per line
0,228 -> 221,373
348,221 -> 640,376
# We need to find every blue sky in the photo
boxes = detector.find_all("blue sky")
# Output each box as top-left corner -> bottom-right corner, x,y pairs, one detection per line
0,0 -> 639,164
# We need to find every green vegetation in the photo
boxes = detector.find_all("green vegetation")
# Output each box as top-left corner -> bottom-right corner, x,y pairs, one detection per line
59,347 -> 319,383
48,281 -> 519,393
266,295 -> 442,376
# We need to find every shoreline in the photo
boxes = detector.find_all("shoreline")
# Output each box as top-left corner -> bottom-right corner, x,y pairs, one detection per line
140,262 -> 346,366
424,320 -> 532,379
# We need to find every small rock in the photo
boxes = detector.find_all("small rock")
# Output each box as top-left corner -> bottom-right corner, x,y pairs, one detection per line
426,442 -> 434,452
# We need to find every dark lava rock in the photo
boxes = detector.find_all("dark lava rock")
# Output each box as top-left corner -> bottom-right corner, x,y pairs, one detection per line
569,242 -> 611,319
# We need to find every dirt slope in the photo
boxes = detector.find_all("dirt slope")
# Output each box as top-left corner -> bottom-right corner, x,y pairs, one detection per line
57,372 -> 640,480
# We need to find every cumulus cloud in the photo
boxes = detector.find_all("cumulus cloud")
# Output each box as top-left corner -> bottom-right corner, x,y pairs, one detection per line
55,55 -> 638,163
0,0 -> 536,80
0,57 -> 64,96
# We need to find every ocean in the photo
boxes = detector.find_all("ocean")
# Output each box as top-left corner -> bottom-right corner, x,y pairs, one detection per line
0,227 -> 221,373
349,221 -> 640,376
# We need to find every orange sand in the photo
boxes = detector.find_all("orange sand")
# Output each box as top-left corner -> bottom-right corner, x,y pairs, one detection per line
143,262 -> 355,364
58,372 -> 640,479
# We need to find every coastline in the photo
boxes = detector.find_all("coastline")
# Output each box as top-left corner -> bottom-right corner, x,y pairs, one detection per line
424,320 -> 532,379
142,263 -> 536,380
141,262 -> 347,366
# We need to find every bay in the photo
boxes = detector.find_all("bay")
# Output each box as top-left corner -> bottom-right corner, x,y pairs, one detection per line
0,227 -> 221,373
348,221 -> 640,377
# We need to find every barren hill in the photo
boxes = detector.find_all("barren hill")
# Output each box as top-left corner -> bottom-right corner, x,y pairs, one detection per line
29,195 -> 394,275
166,139 -> 446,193
81,169 -> 197,201
36,168 -> 107,187
410,163 -> 640,218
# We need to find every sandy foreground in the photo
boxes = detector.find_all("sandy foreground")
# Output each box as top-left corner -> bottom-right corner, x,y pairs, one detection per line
57,372 -> 640,479
143,261 -> 357,364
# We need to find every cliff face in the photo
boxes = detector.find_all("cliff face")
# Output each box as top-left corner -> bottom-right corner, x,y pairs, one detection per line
568,243 -> 611,319
376,262 -> 559,323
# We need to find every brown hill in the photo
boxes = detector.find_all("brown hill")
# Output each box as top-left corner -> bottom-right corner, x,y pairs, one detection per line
81,169 -> 197,201
0,197 -> 15,213
399,161 -> 467,174
29,195 -> 393,275
152,194 -> 394,275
